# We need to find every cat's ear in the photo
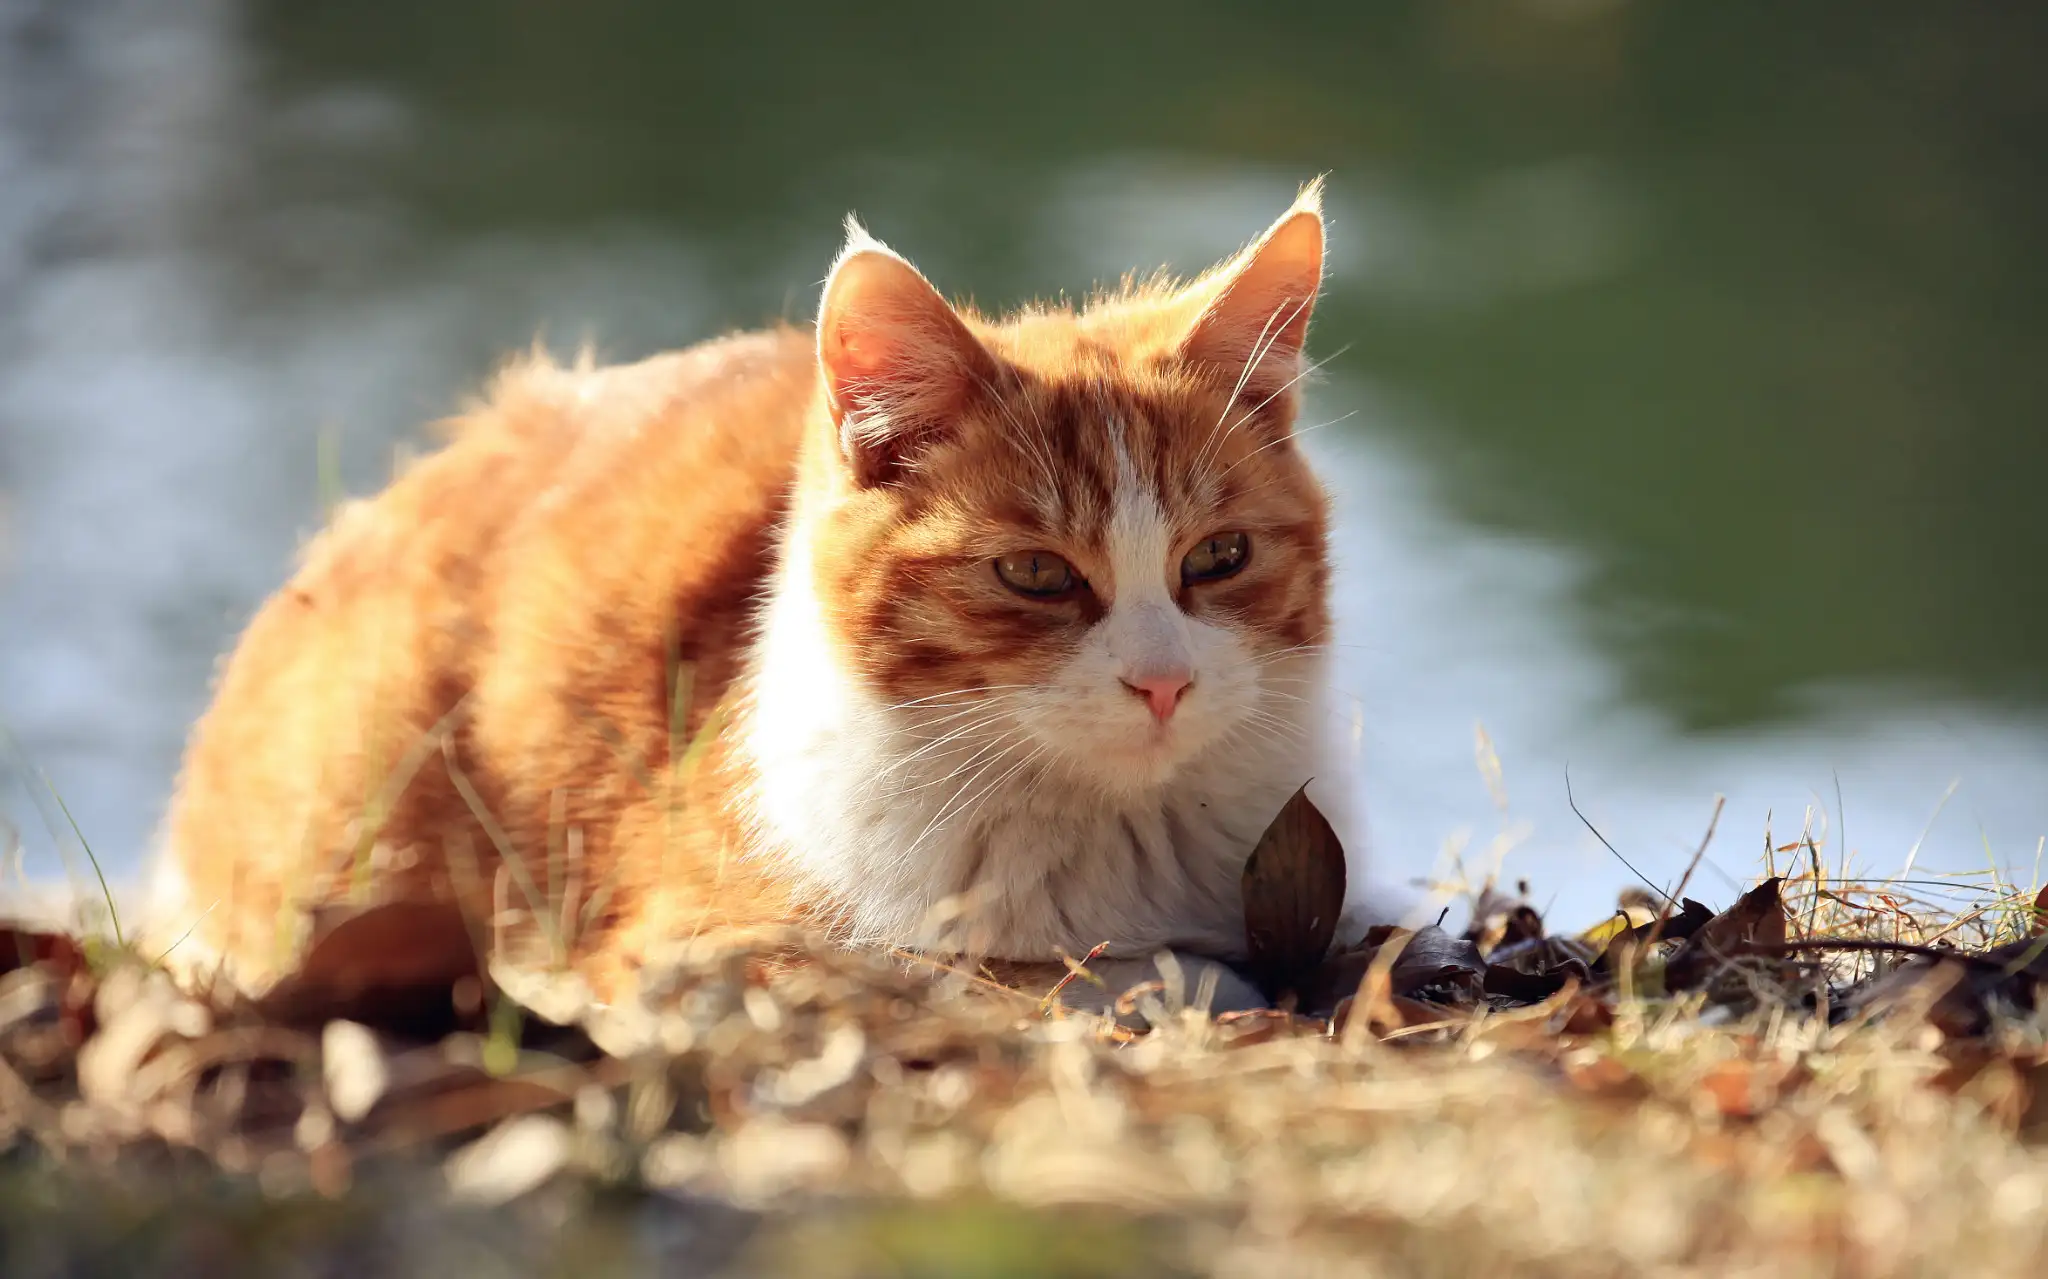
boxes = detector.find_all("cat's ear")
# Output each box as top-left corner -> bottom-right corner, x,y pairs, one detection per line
817,219 -> 996,487
1178,178 -> 1326,416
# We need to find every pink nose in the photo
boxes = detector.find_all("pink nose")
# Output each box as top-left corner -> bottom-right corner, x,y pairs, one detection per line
1122,673 -> 1191,723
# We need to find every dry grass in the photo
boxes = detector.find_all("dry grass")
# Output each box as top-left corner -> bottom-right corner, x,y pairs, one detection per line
3,834 -> 2048,1279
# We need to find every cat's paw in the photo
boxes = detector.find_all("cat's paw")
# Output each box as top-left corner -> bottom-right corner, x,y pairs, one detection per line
1052,951 -> 1268,1027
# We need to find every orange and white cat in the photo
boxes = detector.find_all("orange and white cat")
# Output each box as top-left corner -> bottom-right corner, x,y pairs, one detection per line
159,181 -> 1342,1005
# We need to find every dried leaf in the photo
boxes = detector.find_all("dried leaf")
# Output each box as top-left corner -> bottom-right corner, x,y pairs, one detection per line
1329,986 -> 1457,1040
358,1064 -> 580,1151
1844,957 -> 1981,1038
1384,926 -> 1487,998
1464,880 -> 1542,954
1483,955 -> 1591,1004
1300,925 -> 1485,1017
0,925 -> 94,1050
1562,1052 -> 1645,1100
1211,1008 -> 1298,1049
1930,1046 -> 2039,1133
1666,878 -> 1788,991
2031,883 -> 2048,937
1240,785 -> 1345,994
1696,1058 -> 1805,1120
1487,933 -> 1600,976
1555,989 -> 1616,1036
1982,931 -> 2048,982
0,924 -> 85,980
1591,898 -> 1715,979
259,900 -> 483,1037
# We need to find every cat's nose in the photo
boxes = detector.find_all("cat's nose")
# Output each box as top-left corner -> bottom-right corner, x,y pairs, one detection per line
1121,672 -> 1191,723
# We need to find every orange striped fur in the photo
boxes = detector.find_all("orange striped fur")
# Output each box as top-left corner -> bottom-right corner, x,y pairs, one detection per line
163,182 -> 1338,1001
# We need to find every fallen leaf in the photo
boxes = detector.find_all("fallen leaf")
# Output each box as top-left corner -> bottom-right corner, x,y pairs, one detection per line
1591,899 -> 1716,977
1384,927 -> 1487,999
1240,785 -> 1345,995
1556,991 -> 1616,1036
1931,1046 -> 2039,1133
258,900 -> 484,1037
1464,882 -> 1544,955
1211,1008 -> 1298,1049
1483,956 -> 1591,1004
1329,987 -> 1456,1040
1563,1052 -> 1645,1100
0,925 -> 85,980
1697,1057 -> 1805,1120
1666,878 -> 1789,991
1844,957 -> 1979,1038
1300,926 -> 1485,1017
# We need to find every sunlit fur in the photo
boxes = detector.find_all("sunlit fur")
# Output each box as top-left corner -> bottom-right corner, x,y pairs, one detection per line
162,183 -> 1337,999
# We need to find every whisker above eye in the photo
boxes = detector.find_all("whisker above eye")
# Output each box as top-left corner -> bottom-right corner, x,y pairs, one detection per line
1252,641 -> 1387,661
1208,342 -> 1351,463
1194,298 -> 1300,476
1214,407 -> 1358,487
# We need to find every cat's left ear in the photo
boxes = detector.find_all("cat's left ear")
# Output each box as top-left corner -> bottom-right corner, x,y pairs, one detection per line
817,219 -> 997,487
1178,178 -> 1326,418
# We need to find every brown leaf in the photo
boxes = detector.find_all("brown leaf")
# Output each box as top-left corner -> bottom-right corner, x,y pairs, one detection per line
364,1069 -> 584,1151
1665,878 -> 1789,992
1241,784 -> 1345,994
2031,883 -> 2048,937
1383,926 -> 1487,999
1329,986 -> 1455,1040
1484,933 -> 1600,1001
0,924 -> 86,981
1556,990 -> 1616,1036
1931,1046 -> 2038,1133
1848,957 -> 1985,1038
1562,1052 -> 1645,1100
1211,1008 -> 1299,1049
1299,925 -> 1485,1016
1464,882 -> 1545,955
1483,955 -> 1592,1004
1696,1057 -> 1805,1120
258,900 -> 484,1037
1591,899 -> 1715,977
0,924 -> 95,1047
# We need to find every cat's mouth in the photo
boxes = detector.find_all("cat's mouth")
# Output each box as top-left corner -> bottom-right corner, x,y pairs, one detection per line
1101,707 -> 1207,775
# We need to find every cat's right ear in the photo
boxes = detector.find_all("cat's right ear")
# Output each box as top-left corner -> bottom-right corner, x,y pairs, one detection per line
817,220 -> 995,487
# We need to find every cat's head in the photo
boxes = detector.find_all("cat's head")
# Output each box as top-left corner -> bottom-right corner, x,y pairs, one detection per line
799,183 -> 1332,798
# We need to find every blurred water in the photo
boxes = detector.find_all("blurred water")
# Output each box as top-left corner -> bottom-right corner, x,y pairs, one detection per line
2,0 -> 2044,927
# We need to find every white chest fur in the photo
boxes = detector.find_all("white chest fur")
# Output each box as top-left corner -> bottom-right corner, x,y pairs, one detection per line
740,542 -> 1336,961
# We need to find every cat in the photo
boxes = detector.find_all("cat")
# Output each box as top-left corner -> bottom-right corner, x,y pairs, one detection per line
159,180 -> 1342,1009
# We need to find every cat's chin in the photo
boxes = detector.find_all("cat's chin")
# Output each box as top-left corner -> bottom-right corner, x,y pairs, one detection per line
1050,720 -> 1218,799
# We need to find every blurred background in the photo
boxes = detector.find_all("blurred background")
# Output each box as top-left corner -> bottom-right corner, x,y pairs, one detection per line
1,0 -> 2043,925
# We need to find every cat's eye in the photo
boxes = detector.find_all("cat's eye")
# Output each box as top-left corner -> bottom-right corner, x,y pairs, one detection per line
994,550 -> 1080,599
1182,532 -> 1250,585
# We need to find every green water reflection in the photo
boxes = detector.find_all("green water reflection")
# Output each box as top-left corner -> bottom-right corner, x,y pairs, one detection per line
250,0 -> 2048,730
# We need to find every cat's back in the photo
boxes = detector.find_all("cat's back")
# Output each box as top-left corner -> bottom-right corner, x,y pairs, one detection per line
166,326 -> 816,986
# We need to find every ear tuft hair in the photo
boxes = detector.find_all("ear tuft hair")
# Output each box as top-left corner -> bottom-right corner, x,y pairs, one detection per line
815,224 -> 996,487
1176,181 -> 1329,418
